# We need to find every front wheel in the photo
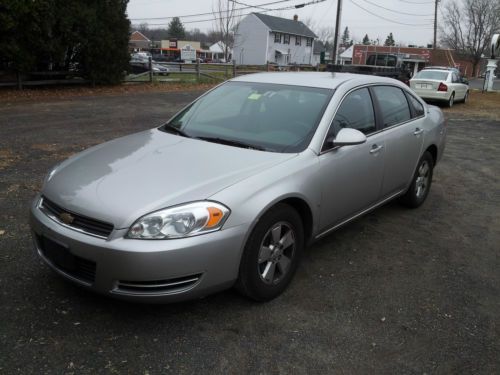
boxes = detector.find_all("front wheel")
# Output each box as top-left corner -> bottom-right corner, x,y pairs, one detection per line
400,151 -> 434,208
236,204 -> 304,301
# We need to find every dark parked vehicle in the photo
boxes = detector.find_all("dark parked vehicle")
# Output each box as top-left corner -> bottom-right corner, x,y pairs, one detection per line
328,53 -> 411,84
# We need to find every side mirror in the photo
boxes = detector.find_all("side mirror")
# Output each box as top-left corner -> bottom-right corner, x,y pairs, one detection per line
329,128 -> 367,147
462,77 -> 469,84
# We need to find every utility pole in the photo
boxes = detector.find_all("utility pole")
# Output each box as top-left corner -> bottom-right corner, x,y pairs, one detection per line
433,0 -> 439,49
332,0 -> 342,65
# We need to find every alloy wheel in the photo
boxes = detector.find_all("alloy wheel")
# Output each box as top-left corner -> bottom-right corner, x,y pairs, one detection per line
258,222 -> 296,285
415,160 -> 430,198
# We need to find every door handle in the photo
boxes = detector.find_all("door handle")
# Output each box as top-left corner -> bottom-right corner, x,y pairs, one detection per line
370,144 -> 384,154
413,128 -> 424,135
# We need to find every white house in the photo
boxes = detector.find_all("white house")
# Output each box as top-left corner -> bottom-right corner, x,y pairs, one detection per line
209,41 -> 232,62
233,13 -> 317,65
339,45 -> 353,65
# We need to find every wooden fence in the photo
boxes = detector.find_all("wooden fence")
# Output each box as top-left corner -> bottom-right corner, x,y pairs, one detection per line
0,59 -> 321,89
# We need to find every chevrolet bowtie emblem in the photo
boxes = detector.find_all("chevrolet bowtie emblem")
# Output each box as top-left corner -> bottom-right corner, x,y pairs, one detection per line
59,212 -> 74,225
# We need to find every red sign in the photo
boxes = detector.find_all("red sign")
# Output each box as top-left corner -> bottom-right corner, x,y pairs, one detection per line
354,50 -> 363,58
421,50 -> 431,58
169,40 -> 177,48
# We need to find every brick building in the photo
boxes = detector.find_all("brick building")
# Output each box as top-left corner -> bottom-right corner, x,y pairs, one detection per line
351,45 -> 475,77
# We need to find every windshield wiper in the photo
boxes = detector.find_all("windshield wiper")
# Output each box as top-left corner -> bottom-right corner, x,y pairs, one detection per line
197,136 -> 267,151
161,124 -> 191,138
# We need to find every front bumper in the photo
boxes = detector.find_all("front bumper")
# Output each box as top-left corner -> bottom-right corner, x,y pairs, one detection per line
29,196 -> 248,303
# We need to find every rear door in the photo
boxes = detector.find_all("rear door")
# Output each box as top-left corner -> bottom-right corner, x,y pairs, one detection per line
451,72 -> 467,100
370,86 -> 425,198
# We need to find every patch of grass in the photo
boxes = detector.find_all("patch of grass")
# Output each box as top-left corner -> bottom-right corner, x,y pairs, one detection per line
0,81 -> 218,103
442,90 -> 500,120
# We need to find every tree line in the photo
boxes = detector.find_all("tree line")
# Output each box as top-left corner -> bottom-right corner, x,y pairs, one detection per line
0,0 -> 130,84
132,18 -> 228,49
0,0 -> 497,84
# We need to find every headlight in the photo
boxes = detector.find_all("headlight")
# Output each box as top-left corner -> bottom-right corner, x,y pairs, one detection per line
127,201 -> 230,239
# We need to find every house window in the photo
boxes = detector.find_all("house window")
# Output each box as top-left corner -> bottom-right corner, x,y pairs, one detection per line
274,33 -> 281,43
295,36 -> 301,46
283,34 -> 290,44
306,38 -> 312,47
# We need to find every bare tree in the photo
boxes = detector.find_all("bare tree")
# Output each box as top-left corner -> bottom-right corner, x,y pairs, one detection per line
316,27 -> 335,45
212,0 -> 241,62
440,0 -> 500,75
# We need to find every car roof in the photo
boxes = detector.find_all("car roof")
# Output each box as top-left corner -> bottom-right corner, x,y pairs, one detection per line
423,66 -> 457,72
418,69 -> 451,74
230,72 -> 400,90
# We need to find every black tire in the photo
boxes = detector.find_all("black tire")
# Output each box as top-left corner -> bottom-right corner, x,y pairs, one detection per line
447,93 -> 455,108
236,203 -> 304,301
400,151 -> 434,208
462,90 -> 469,103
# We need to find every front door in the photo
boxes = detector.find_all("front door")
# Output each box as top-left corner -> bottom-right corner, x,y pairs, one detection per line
318,87 -> 385,233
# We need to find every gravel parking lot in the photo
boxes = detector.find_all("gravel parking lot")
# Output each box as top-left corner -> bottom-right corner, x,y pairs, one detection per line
0,89 -> 499,374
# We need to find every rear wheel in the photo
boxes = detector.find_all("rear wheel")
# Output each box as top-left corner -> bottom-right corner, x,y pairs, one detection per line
400,151 -> 434,208
463,90 -> 469,103
447,93 -> 455,107
236,204 -> 303,301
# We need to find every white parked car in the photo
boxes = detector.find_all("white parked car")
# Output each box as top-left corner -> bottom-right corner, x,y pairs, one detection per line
410,67 -> 469,107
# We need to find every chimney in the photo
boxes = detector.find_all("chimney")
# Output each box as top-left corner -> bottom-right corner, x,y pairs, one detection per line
293,14 -> 298,21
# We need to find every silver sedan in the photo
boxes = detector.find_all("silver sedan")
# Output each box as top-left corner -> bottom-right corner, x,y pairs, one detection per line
30,72 -> 447,302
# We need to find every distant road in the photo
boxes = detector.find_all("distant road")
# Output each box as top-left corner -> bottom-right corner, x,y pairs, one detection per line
468,78 -> 500,91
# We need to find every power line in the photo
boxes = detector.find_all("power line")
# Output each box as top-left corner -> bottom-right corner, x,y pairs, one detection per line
349,0 -> 433,26
231,0 -> 275,11
128,0 -> 294,21
398,0 -> 434,4
232,0 -> 325,11
136,1 -> 325,26
359,0 -> 433,16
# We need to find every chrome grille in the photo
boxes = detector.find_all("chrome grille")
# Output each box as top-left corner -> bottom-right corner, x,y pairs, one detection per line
40,197 -> 114,238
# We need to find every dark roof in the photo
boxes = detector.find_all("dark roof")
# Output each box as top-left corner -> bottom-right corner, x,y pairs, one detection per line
313,40 -> 326,54
253,13 -> 317,38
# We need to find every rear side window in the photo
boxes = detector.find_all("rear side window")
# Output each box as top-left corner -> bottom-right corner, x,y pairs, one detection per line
415,71 -> 449,80
406,93 -> 425,117
372,86 -> 411,127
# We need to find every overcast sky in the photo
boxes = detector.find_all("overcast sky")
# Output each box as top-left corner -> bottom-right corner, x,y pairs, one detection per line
127,0 -> 442,46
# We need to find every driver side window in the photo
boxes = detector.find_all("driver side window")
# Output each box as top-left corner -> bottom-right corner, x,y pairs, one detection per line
323,88 -> 376,150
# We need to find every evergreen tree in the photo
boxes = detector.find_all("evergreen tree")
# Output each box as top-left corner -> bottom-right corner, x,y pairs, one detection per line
384,32 -> 396,46
362,34 -> 371,45
0,0 -> 130,85
77,0 -> 131,85
167,17 -> 186,39
341,27 -> 350,47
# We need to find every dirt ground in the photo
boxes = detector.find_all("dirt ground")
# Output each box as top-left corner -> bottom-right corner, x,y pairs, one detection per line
441,90 -> 500,120
0,88 -> 499,374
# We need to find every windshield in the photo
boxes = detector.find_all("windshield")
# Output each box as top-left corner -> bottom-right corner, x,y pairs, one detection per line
415,71 -> 449,80
161,81 -> 333,153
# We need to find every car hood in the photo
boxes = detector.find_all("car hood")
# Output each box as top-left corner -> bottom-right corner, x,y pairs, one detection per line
43,129 -> 295,229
